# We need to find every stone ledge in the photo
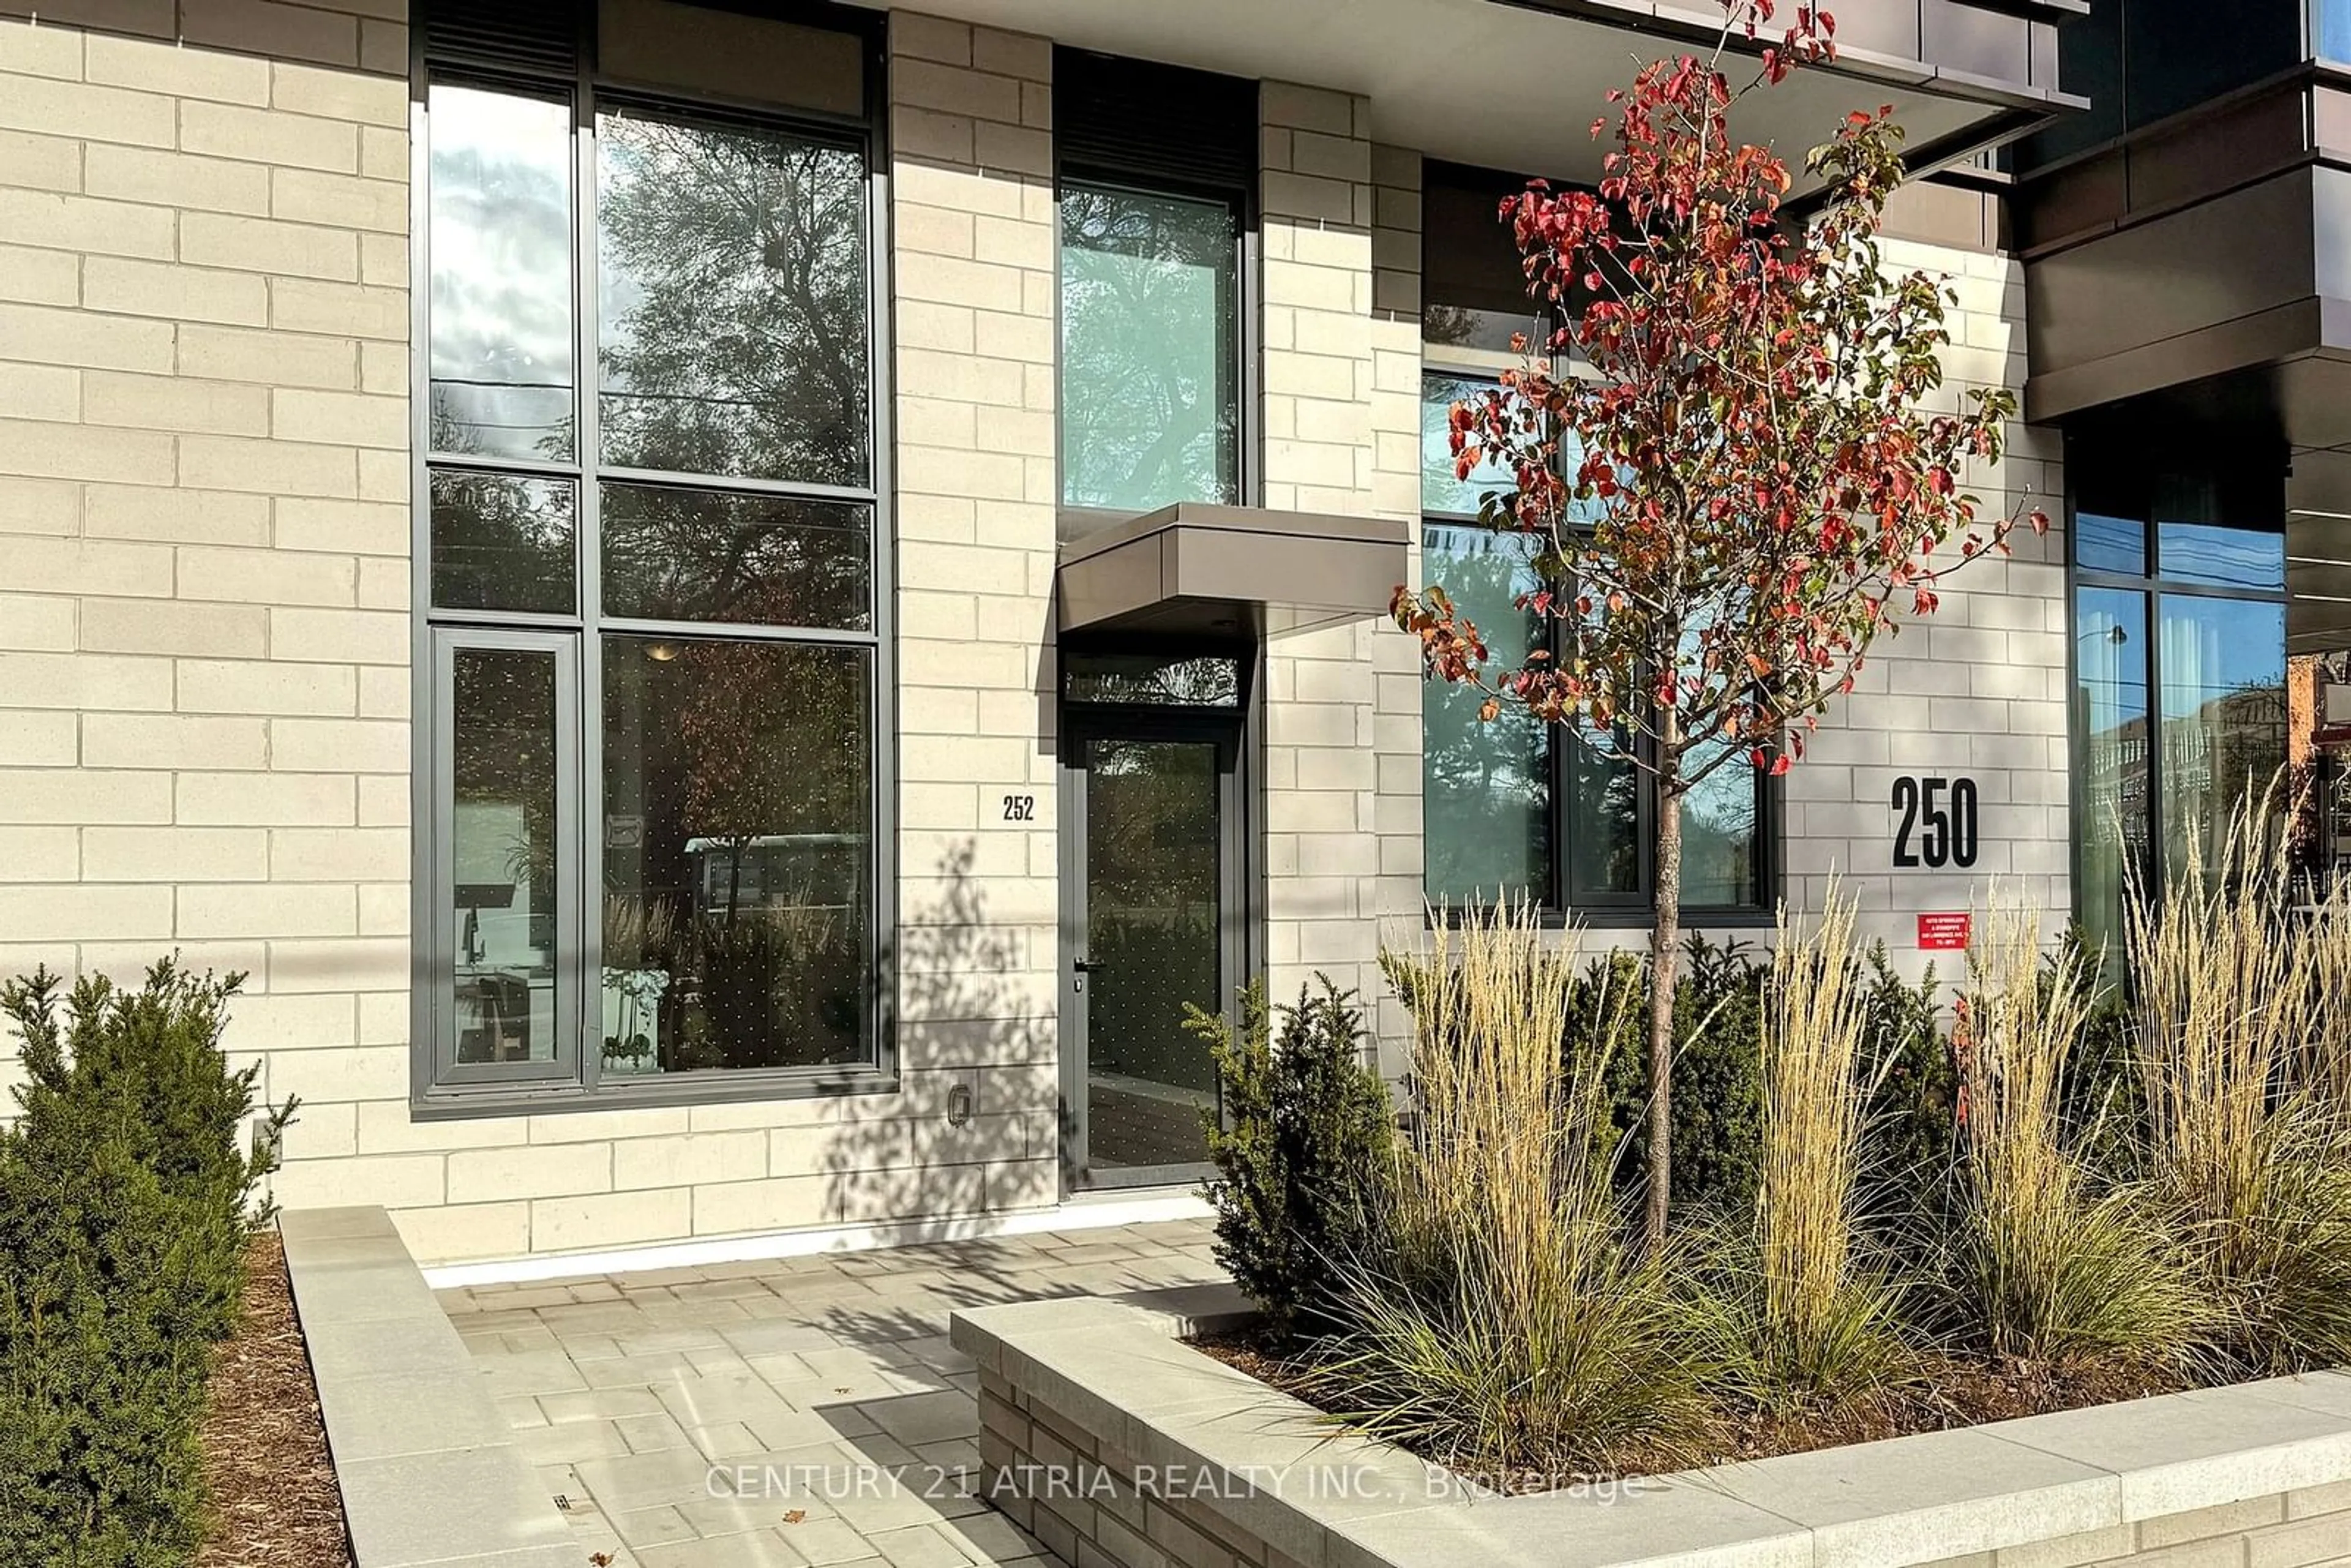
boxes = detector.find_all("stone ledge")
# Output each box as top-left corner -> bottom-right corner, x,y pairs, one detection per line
950,1286 -> 2351,1568
279,1206 -> 577,1568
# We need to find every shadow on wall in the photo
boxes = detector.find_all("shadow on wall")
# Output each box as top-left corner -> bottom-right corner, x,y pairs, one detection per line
808,840 -> 1062,1232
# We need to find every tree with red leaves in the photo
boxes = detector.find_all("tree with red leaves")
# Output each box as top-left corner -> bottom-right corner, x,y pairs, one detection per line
1393,0 -> 2047,1246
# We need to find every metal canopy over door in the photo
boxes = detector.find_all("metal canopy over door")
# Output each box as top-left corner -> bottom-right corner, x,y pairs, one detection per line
1059,647 -> 1250,1189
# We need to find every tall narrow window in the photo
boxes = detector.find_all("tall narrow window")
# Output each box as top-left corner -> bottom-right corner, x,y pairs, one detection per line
2069,459 -> 2290,964
1054,51 -> 1254,518
427,83 -> 575,463
1059,184 -> 1240,512
417,7 -> 887,1105
442,638 -> 571,1075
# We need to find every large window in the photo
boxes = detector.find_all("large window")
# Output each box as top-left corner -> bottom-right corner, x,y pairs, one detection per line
416,12 -> 886,1104
2072,465 -> 2289,964
1417,371 -> 1766,917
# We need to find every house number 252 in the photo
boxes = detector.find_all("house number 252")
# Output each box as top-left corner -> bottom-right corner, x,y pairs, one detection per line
1002,794 -> 1035,822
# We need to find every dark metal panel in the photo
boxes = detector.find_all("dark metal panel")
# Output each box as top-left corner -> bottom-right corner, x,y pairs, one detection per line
2014,140 -> 2129,250
1880,176 -> 2003,251
2124,86 -> 2308,216
2028,298 -> 2324,423
2026,167 -> 2319,383
422,0 -> 582,73
1924,0 -> 2033,86
597,0 -> 864,118
1053,48 -> 1257,191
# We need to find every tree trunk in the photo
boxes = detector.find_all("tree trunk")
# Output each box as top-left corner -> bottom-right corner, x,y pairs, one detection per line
1644,733 -> 1684,1253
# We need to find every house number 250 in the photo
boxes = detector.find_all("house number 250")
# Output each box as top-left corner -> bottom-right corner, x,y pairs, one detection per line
1002,794 -> 1035,822
1891,776 -> 1978,869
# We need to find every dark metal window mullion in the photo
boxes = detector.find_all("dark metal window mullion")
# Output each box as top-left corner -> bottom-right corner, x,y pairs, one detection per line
425,449 -> 583,482
594,463 -> 880,507
407,34 -> 436,1105
1547,603 -> 1569,915
593,616 -> 878,647
574,58 -> 606,1092
861,92 -> 897,1086
2140,583 -> 2162,911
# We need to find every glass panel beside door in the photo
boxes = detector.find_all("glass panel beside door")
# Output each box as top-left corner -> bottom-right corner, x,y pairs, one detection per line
1064,702 -> 1245,1188
1079,735 -> 1223,1177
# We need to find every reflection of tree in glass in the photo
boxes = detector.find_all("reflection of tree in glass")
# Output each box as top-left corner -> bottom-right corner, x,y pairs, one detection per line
1422,535 -> 1551,896
1086,739 -> 1220,1091
1066,654 -> 1240,707
451,651 -> 557,896
2164,677 -> 2289,876
596,113 -> 868,485
1422,304 -> 1481,350
678,643 -> 864,909
1060,186 -> 1236,509
1568,729 -> 1643,893
666,642 -> 869,1070
599,484 -> 868,629
429,471 -> 576,615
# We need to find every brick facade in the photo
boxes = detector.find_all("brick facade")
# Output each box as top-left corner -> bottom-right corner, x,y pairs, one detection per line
1257,81 -> 1397,1018
0,2 -> 2063,1266
1781,241 -> 2069,970
0,4 -> 418,1193
975,1332 -> 2351,1568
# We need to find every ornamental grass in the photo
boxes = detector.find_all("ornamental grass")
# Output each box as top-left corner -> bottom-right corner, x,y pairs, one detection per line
1201,801 -> 2351,1486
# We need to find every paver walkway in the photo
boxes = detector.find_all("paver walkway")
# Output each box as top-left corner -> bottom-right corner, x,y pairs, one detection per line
443,1218 -> 1223,1568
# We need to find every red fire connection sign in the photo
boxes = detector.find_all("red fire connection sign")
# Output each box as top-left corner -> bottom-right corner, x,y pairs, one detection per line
1917,912 -> 1971,951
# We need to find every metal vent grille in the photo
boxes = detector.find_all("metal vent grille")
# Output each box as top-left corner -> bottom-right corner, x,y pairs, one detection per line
1053,49 -> 1257,193
423,0 -> 582,75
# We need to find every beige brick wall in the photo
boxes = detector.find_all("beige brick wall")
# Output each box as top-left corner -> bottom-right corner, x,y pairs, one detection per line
1782,238 -> 2068,975
1257,83 -> 1422,1022
0,6 -> 416,1172
1367,144 -> 1427,1065
883,9 -> 1062,1226
0,2 -> 1073,1269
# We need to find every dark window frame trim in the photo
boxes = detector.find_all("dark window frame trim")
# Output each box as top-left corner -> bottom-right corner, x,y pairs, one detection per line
427,625 -> 582,1088
407,9 -> 900,1118
1054,628 -> 1259,1190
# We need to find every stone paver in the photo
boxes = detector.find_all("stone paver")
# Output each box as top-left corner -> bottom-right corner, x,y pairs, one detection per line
445,1219 -> 1222,1567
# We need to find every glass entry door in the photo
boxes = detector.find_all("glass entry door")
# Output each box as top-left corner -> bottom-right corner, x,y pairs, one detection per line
1063,715 -> 1244,1187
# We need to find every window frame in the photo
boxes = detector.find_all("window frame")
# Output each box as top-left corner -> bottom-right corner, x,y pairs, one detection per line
1415,362 -> 1779,927
427,626 -> 582,1088
407,10 -> 899,1117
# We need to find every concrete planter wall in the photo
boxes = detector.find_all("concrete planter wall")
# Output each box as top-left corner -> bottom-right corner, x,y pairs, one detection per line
949,1288 -> 2351,1568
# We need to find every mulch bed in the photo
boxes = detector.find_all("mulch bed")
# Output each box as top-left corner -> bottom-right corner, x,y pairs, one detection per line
195,1232 -> 354,1568
1196,1329 -> 2188,1494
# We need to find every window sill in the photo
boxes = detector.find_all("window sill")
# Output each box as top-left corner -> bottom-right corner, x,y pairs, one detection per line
412,1062 -> 899,1121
